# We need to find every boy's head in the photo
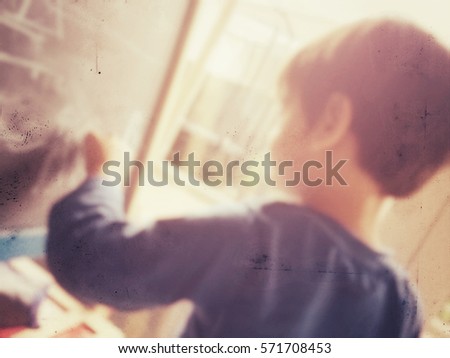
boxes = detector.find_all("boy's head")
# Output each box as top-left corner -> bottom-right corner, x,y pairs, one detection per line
279,19 -> 450,197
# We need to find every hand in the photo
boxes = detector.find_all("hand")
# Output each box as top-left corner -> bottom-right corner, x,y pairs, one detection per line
84,132 -> 107,177
83,132 -> 125,177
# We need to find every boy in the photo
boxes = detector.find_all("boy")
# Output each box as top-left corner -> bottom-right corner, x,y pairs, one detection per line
47,19 -> 450,337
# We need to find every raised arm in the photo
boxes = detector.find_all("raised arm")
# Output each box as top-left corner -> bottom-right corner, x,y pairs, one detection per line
46,134 -> 252,310
47,178 -> 252,310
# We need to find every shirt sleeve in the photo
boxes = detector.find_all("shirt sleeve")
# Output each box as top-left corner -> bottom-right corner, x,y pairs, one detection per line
396,277 -> 423,338
46,178 -> 252,310
378,262 -> 423,338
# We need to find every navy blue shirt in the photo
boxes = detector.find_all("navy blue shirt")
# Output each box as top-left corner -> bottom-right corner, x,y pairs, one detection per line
47,179 -> 422,337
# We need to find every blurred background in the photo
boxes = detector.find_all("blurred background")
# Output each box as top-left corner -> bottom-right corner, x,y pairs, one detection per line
0,0 -> 449,337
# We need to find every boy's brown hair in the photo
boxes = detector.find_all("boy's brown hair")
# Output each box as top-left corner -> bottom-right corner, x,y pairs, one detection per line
281,19 -> 450,197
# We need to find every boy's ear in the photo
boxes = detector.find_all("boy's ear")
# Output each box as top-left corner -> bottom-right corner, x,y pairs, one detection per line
311,92 -> 353,149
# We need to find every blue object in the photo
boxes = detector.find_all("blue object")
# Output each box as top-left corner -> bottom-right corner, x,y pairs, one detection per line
0,230 -> 47,261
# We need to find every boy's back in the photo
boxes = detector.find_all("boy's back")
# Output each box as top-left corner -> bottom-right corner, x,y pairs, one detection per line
47,179 -> 421,337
